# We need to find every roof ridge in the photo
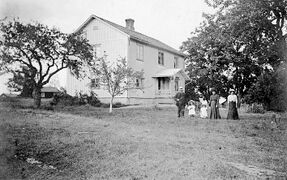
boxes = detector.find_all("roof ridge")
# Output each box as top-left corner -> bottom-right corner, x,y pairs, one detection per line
80,15 -> 185,57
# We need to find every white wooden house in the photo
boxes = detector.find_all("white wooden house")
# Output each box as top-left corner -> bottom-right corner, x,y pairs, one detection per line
53,15 -> 190,104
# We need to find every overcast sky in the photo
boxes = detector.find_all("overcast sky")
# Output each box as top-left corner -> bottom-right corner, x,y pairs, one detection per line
0,0 -> 213,50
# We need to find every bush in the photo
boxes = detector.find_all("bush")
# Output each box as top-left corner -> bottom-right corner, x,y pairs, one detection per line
247,103 -> 265,114
50,91 -> 75,106
50,90 -> 101,107
86,91 -> 101,107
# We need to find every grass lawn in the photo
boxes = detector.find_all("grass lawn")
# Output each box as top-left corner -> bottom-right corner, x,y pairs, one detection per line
1,97 -> 287,179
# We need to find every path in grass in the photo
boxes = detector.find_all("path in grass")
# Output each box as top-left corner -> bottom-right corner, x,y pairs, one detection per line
1,101 -> 287,179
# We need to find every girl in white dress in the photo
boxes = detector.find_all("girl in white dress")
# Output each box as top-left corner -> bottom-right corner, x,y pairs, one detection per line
200,98 -> 208,118
186,100 -> 196,117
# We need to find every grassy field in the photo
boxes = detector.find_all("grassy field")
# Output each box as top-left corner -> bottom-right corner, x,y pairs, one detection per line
0,97 -> 287,180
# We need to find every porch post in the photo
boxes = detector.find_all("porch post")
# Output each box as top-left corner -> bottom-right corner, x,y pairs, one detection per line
171,76 -> 175,97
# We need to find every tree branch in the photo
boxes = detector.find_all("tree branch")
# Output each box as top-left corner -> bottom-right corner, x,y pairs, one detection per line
42,64 -> 68,85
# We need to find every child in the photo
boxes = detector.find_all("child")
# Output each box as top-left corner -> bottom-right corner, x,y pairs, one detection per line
200,98 -> 208,118
186,100 -> 196,117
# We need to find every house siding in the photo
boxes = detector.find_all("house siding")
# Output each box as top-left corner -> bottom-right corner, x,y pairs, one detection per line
127,39 -> 185,104
61,18 -> 129,102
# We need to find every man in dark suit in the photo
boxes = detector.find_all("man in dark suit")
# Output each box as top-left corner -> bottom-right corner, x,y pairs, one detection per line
174,87 -> 186,118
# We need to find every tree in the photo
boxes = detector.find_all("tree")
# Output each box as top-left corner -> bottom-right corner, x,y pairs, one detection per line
6,66 -> 35,97
182,0 -> 287,110
91,56 -> 143,113
246,62 -> 287,111
0,19 -> 93,108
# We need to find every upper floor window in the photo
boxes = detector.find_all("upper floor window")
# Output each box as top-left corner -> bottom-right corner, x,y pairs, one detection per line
137,43 -> 144,61
158,51 -> 164,65
92,44 -> 101,60
174,56 -> 179,68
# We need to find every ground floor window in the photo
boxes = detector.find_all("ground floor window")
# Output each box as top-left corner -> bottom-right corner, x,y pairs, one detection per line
158,77 -> 170,90
90,78 -> 100,89
135,78 -> 144,88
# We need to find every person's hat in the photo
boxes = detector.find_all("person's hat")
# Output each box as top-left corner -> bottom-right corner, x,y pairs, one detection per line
229,89 -> 235,92
210,88 -> 216,92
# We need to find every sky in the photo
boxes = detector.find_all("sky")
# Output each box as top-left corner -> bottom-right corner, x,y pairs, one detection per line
0,0 -> 214,50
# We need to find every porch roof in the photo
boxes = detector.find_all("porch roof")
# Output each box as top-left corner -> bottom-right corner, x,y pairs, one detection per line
152,68 -> 190,80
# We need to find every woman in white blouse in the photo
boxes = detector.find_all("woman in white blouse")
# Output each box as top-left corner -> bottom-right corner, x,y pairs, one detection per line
227,89 -> 239,120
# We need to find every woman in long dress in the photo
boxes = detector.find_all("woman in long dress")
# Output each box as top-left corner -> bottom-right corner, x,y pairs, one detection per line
209,90 -> 221,119
227,89 -> 239,120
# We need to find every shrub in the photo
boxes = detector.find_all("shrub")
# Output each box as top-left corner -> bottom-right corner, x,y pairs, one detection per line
50,91 -> 75,106
86,91 -> 101,107
51,90 -> 101,107
247,103 -> 265,114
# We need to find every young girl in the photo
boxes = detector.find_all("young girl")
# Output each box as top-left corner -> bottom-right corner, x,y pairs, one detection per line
186,100 -> 196,117
200,98 -> 208,118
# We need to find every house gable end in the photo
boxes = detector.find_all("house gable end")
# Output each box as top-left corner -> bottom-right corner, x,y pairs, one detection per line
74,15 -> 129,38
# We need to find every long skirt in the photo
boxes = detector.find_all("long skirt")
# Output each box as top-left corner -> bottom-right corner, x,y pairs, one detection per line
209,101 -> 221,119
227,102 -> 239,120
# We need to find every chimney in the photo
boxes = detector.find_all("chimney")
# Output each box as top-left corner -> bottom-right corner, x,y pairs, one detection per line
125,18 -> 135,30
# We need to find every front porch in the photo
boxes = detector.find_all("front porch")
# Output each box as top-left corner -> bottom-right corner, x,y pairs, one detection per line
153,68 -> 190,99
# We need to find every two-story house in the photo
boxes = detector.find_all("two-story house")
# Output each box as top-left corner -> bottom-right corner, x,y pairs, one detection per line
54,15 -> 189,104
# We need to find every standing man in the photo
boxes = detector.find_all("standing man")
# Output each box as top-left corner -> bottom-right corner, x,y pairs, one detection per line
174,87 -> 186,118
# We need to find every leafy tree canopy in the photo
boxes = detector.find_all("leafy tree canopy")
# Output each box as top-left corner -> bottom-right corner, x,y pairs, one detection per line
182,0 -> 287,110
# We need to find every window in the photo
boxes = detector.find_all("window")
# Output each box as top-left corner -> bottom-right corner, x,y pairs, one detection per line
174,57 -> 179,68
93,26 -> 99,30
158,51 -> 164,65
137,43 -> 144,61
135,78 -> 144,88
158,77 -> 170,90
90,78 -> 100,89
92,44 -> 101,60
175,77 -> 179,91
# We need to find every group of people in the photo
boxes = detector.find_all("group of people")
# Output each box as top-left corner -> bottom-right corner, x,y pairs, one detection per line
174,87 -> 239,120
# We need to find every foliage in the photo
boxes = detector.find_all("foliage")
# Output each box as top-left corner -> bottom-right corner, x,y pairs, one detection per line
245,69 -> 275,110
184,81 -> 201,102
51,90 -> 101,107
90,56 -> 143,113
0,19 -> 93,108
182,0 -> 287,111
246,103 -> 265,114
6,66 -> 35,97
246,62 -> 287,111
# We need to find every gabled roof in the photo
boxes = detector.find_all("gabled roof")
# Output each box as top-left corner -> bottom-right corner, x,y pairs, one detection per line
41,86 -> 59,93
75,15 -> 185,57
152,68 -> 190,80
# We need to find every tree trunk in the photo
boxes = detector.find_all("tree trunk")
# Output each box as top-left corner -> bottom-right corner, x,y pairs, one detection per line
109,97 -> 114,113
33,86 -> 42,108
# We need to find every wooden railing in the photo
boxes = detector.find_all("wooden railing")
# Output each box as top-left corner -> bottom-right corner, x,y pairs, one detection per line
155,90 -> 172,96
